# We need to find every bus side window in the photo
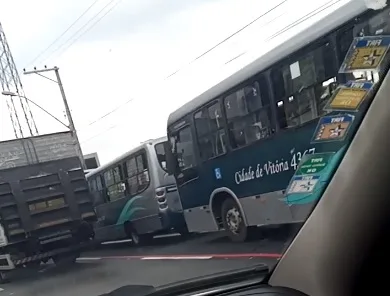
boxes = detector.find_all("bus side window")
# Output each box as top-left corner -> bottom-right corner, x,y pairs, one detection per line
125,153 -> 150,196
273,42 -> 338,129
89,179 -> 96,191
90,178 -> 105,206
104,167 -> 126,202
96,175 -> 107,202
126,158 -> 139,195
224,80 -> 272,149
194,102 -> 227,161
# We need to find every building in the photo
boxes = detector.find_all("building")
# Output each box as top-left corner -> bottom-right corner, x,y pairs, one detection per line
83,152 -> 100,174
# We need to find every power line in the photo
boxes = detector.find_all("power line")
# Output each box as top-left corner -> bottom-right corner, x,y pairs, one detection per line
43,0 -> 122,64
224,0 -> 342,66
267,0 -> 342,40
26,0 -> 101,68
79,97 -> 134,131
165,0 -> 289,79
81,125 -> 116,143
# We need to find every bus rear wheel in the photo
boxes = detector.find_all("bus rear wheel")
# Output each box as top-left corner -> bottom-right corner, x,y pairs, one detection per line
221,198 -> 248,242
125,223 -> 151,246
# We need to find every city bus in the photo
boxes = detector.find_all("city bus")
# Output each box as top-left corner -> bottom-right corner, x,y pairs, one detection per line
86,137 -> 188,245
164,1 -> 390,242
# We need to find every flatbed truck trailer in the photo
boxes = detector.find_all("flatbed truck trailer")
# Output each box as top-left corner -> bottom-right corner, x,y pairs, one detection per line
0,156 -> 96,282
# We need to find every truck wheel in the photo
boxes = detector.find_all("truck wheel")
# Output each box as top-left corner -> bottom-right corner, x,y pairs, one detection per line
53,252 -> 79,267
221,198 -> 249,242
0,271 -> 9,284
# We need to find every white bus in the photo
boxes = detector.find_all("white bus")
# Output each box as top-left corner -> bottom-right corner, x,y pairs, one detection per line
87,137 -> 188,245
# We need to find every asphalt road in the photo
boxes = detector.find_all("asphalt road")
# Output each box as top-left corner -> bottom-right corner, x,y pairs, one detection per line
0,229 -> 291,296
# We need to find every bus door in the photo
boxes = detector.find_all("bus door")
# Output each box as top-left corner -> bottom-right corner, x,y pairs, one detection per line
93,166 -> 128,241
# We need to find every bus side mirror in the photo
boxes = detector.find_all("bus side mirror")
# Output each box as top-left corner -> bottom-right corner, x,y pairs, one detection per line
163,141 -> 176,175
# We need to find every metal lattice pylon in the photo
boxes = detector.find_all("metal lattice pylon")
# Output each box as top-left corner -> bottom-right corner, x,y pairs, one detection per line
0,22 -> 38,138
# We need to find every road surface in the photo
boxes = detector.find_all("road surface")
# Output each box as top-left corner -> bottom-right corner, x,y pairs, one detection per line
0,230 -> 290,296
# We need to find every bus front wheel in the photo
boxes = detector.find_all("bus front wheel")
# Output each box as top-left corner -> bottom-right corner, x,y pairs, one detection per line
221,198 -> 248,242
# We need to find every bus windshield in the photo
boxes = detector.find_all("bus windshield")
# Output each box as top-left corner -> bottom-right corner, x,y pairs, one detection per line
155,142 -> 168,172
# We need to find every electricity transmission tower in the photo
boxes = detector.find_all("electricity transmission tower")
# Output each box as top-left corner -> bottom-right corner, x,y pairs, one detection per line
0,22 -> 38,138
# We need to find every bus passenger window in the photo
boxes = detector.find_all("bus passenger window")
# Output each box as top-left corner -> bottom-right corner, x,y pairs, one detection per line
104,170 -> 114,187
105,166 -> 126,202
89,179 -> 97,191
89,178 -> 104,205
194,102 -> 227,161
224,81 -> 271,149
95,175 -> 107,202
126,157 -> 139,195
274,42 -> 338,129
125,154 -> 150,195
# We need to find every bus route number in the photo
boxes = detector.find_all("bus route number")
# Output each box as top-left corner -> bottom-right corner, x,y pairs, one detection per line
290,148 -> 316,171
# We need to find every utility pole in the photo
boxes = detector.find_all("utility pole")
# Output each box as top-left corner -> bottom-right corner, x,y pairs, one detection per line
23,66 -> 86,169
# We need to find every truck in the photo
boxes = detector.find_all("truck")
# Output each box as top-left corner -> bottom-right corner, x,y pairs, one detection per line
0,132 -> 96,282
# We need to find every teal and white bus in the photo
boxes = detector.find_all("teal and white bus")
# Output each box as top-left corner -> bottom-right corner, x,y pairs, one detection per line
86,137 -> 188,245
164,1 -> 390,242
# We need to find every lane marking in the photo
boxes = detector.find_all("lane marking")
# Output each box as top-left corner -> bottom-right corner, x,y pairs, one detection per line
78,253 -> 281,261
101,233 -> 181,245
141,256 -> 213,260
76,257 -> 102,261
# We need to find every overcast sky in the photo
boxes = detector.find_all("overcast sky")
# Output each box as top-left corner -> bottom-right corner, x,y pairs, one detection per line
0,0 -> 355,164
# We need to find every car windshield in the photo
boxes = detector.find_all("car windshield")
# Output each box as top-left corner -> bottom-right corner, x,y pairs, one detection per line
0,0 -> 389,295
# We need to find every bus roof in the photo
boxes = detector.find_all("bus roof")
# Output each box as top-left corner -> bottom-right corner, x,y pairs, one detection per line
167,0 -> 369,127
86,136 -> 167,178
